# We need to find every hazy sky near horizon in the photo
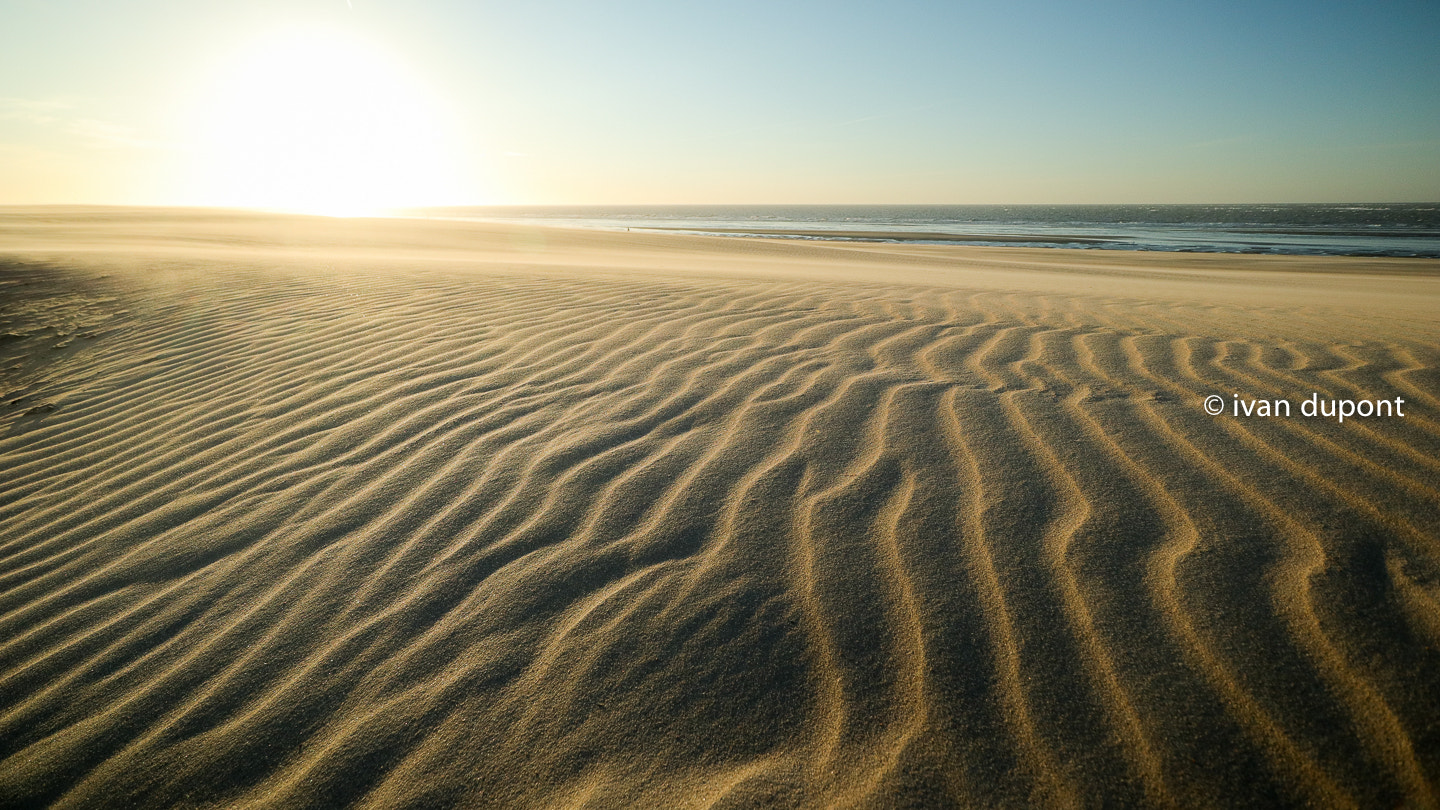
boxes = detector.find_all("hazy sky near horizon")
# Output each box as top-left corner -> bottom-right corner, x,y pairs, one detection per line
2,0 -> 1437,209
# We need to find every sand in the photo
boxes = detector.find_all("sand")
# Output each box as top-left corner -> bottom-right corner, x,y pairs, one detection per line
1,207 -> 1437,808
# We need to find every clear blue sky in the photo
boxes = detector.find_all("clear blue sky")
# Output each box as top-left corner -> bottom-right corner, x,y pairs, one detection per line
2,0 -> 1437,207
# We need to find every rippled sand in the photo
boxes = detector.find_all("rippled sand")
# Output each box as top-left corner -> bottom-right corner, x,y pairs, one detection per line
2,209 -> 1438,807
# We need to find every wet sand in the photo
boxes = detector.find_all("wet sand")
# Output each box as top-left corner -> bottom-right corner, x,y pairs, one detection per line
644,226 -> 1118,243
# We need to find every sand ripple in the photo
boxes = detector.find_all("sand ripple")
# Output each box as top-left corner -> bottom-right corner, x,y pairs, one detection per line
2,217 -> 1439,807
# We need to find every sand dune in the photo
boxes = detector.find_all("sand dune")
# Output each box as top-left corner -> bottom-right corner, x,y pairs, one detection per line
1,209 -> 1438,807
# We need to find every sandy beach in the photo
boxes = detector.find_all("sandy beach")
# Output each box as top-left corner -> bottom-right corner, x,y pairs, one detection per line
1,208 -> 1438,807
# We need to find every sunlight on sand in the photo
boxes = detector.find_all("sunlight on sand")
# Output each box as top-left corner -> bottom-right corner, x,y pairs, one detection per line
1,211 -> 1437,806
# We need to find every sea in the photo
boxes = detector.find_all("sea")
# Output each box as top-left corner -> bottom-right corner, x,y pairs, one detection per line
413,203 -> 1440,259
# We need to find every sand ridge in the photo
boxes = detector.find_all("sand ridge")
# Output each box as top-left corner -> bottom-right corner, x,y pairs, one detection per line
1,209 -> 1438,807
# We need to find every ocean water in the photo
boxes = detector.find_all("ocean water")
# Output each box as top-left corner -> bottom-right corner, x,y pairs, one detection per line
415,203 -> 1440,258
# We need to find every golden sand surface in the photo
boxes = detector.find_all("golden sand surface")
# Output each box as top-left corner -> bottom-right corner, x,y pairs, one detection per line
1,208 -> 1438,807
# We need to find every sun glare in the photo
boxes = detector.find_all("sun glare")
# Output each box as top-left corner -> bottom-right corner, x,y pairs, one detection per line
188,27 -> 465,216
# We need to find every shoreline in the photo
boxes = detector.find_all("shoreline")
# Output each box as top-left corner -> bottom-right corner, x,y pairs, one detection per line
638,225 -> 1123,244
403,201 -> 1440,259
4,205 -> 1439,259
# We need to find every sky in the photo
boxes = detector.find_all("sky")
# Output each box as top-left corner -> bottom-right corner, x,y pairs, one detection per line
1,0 -> 1437,210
